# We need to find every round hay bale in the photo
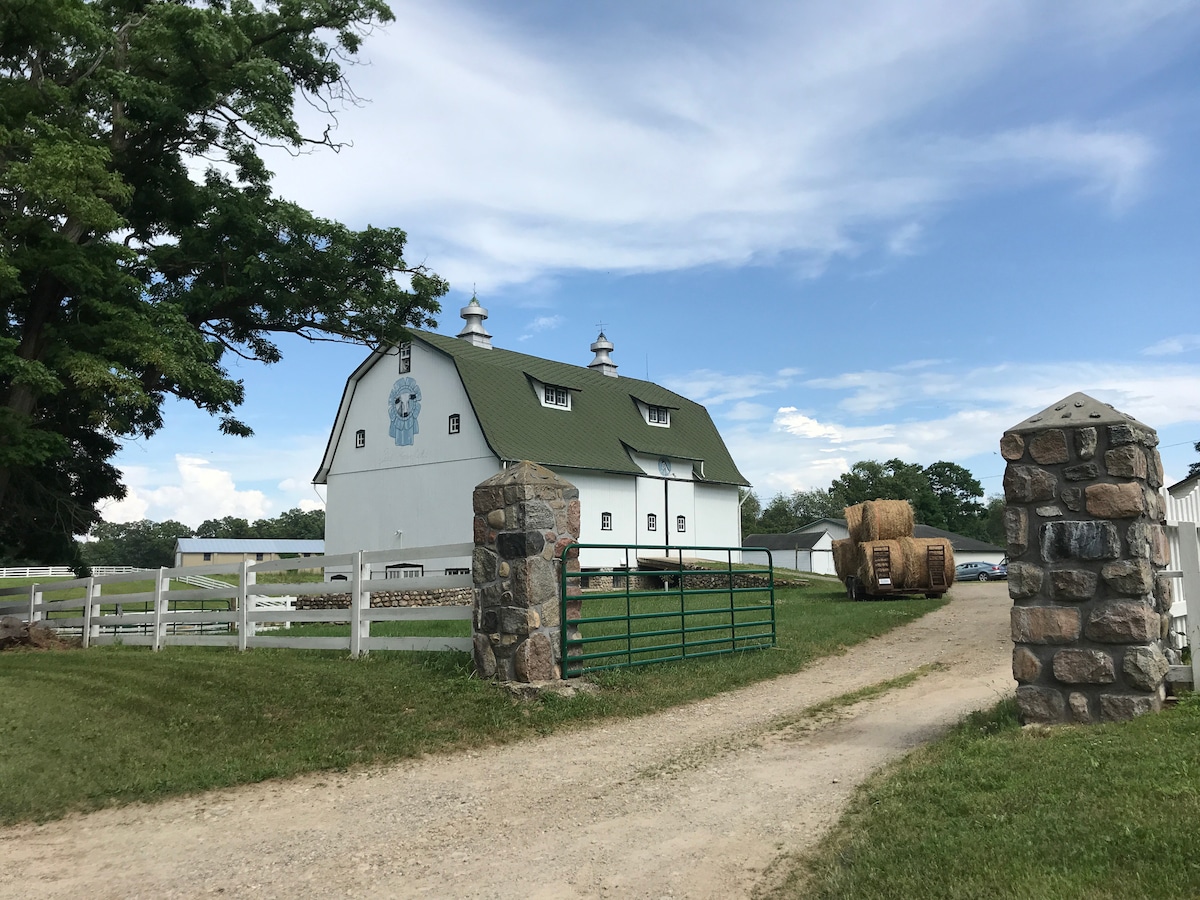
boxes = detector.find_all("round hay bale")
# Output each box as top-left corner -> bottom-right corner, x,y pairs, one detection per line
898,537 -> 955,587
844,503 -> 866,543
832,538 -> 856,580
860,500 -> 915,542
857,539 -> 907,593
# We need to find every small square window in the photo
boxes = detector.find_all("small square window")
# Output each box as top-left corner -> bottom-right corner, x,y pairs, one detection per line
601,512 -> 612,531
449,414 -> 461,434
544,385 -> 569,407
255,553 -> 264,561
398,342 -> 412,374
355,429 -> 366,448
648,405 -> 670,425
202,552 -> 212,562
677,515 -> 686,532
647,513 -> 657,532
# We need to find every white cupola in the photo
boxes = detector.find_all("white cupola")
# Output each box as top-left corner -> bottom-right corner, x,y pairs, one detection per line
588,331 -> 618,377
457,294 -> 493,349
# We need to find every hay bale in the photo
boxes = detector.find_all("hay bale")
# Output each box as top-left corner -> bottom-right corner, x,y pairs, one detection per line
857,540 -> 907,593
832,538 -> 856,580
898,537 -> 955,588
860,500 -> 915,542
844,503 -> 866,543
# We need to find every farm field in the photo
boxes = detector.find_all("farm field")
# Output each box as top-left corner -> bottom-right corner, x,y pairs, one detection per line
0,580 -> 939,826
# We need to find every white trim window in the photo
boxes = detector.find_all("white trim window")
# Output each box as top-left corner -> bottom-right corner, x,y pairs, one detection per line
647,513 -> 657,532
355,428 -> 366,448
647,405 -> 670,426
543,384 -> 570,408
448,414 -> 461,434
601,512 -> 613,531
676,515 -> 686,533
398,342 -> 412,374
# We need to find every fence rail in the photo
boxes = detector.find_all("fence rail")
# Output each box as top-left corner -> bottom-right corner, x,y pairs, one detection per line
0,545 -> 474,657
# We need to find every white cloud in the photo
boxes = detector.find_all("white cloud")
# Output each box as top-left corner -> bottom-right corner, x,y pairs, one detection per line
664,368 -> 802,406
519,314 -> 565,341
102,456 -> 270,527
1143,334 -> 1200,356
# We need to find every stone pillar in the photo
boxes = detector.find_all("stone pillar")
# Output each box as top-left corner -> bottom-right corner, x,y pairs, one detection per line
1003,392 -> 1171,724
471,461 -> 580,682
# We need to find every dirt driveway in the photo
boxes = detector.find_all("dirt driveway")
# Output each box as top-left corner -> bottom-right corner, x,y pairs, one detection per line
0,582 -> 1013,899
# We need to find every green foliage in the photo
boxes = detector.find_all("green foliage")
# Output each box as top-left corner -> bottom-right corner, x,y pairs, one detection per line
195,507 -> 323,540
0,0 -> 447,563
1189,441 -> 1200,479
982,494 -> 1006,547
82,518 -> 193,568
753,488 -> 843,534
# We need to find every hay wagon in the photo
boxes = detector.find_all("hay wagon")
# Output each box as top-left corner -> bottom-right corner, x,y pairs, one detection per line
832,501 -> 956,601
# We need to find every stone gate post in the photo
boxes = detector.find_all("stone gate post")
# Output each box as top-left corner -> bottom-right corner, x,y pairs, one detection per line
471,461 -> 580,682
1003,392 -> 1171,724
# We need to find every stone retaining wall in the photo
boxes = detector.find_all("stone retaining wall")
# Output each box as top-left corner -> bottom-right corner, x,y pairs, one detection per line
295,587 -> 473,610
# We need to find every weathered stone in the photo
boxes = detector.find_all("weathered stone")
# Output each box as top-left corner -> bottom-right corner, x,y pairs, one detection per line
537,599 -> 560,629
472,546 -> 499,586
1029,430 -> 1069,465
567,498 -> 581,536
495,606 -> 539,635
1104,446 -> 1147,480
519,501 -> 557,531
1068,692 -> 1091,723
1000,432 -> 1026,461
1039,520 -> 1120,562
514,632 -> 556,681
1143,487 -> 1163,522
1151,525 -> 1170,566
1085,601 -> 1158,643
473,633 -> 497,678
473,485 -> 504,515
1016,685 -> 1066,724
1075,427 -> 1097,461
486,508 -> 506,529
1060,487 -> 1084,512
1052,648 -> 1115,684
1007,562 -> 1044,599
1064,462 -> 1100,482
1004,465 -> 1057,503
1050,569 -> 1097,602
1013,646 -> 1042,683
496,530 -> 546,560
1154,575 -> 1173,613
1035,505 -> 1062,518
513,556 -> 557,606
1123,644 -> 1169,692
1011,606 -> 1081,644
1161,611 -> 1171,640
1099,692 -> 1161,722
1101,559 -> 1154,596
1147,449 -> 1164,489
1084,483 -> 1144,519
498,561 -> 510,578
478,582 -> 503,608
1004,506 -> 1028,556
1126,521 -> 1152,559
1108,423 -> 1144,447
473,515 -> 487,546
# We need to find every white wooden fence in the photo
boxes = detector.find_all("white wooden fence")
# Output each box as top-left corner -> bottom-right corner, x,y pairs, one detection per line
1165,520 -> 1200,689
0,544 -> 473,658
0,566 -> 74,578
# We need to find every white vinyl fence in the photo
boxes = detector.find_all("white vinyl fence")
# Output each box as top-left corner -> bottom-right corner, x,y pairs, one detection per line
0,544 -> 473,657
1165,520 -> 1200,689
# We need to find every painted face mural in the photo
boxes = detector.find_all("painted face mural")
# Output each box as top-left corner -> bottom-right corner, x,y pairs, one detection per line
388,377 -> 422,446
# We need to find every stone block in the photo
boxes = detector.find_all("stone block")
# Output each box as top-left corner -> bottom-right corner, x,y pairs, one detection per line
513,556 -> 558,606
486,509 -> 506,529
1039,520 -> 1120,562
1108,424 -> 1146,447
1052,648 -> 1115,684
472,546 -> 499,586
1099,692 -> 1161,722
1123,644 -> 1169,692
478,582 -> 504,608
497,530 -> 547,560
1060,487 -> 1084,512
1148,450 -> 1164,489
1004,506 -> 1028,556
1085,601 -> 1158,643
1016,685 -> 1065,724
1068,692 -> 1091,723
496,606 -> 539,635
1143,487 -> 1163,522
567,498 -> 581,536
519,501 -> 558,531
1007,562 -> 1044,600
1029,430 -> 1069,464
1154,576 -> 1173,613
473,485 -> 504,515
1151,525 -> 1170,566
1104,446 -> 1147,480
1004,465 -> 1057,503
1084,483 -> 1144,519
1011,606 -> 1081,644
514,632 -> 556,682
1125,521 -> 1152,559
1036,505 -> 1062,518
1064,462 -> 1100,482
1013,646 -> 1042,683
473,633 -> 497,679
1000,432 -> 1025,461
1050,569 -> 1097,602
1075,427 -> 1097,461
1100,559 -> 1154,596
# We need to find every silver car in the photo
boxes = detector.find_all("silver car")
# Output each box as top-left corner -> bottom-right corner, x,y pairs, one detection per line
955,560 -> 1006,582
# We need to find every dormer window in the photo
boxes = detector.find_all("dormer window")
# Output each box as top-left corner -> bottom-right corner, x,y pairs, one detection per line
543,384 -> 570,409
647,405 -> 670,426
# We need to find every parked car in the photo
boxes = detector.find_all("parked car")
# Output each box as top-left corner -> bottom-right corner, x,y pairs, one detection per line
955,560 -> 1007,582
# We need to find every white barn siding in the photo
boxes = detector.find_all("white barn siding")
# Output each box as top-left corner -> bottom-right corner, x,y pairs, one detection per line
555,470 -> 638,568
694,483 -> 741,561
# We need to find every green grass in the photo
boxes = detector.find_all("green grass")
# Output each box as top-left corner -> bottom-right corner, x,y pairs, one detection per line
766,696 -> 1200,900
0,583 -> 941,826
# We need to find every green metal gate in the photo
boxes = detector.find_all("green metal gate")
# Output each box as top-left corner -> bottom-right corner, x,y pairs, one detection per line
559,544 -> 775,678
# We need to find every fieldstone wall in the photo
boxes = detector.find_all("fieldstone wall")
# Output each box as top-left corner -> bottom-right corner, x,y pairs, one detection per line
472,461 -> 580,682
1003,392 -> 1171,724
295,587 -> 473,610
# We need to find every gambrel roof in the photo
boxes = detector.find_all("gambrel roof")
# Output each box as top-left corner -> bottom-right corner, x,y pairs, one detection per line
314,330 -> 749,487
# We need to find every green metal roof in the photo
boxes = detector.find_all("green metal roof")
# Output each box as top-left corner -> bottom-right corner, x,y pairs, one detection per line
417,331 -> 749,486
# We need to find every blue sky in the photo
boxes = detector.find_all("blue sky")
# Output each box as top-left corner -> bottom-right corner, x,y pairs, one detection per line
104,0 -> 1200,527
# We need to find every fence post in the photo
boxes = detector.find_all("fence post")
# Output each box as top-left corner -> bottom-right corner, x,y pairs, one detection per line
152,568 -> 167,651
238,560 -> 251,651
1176,522 -> 1200,691
81,577 -> 95,649
350,550 -> 365,658
27,584 -> 35,624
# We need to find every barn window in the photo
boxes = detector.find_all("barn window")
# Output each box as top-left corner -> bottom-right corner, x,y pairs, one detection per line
444,567 -> 470,576
255,553 -> 264,561
355,429 -> 365,448
398,342 -> 412,373
543,384 -> 570,408
648,405 -> 670,426
449,414 -> 461,434
647,513 -> 657,532
203,552 -> 212,561
601,512 -> 612,531
677,515 -> 686,532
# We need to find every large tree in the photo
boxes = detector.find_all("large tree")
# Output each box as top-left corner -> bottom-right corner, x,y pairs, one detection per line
0,0 -> 446,564
827,458 -> 989,539
82,518 -> 193,568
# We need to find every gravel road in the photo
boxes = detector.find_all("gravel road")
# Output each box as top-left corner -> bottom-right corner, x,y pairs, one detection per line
0,581 -> 1014,899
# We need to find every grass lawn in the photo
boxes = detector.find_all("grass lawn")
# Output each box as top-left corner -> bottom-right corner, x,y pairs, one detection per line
0,582 -> 939,826
767,696 -> 1200,900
